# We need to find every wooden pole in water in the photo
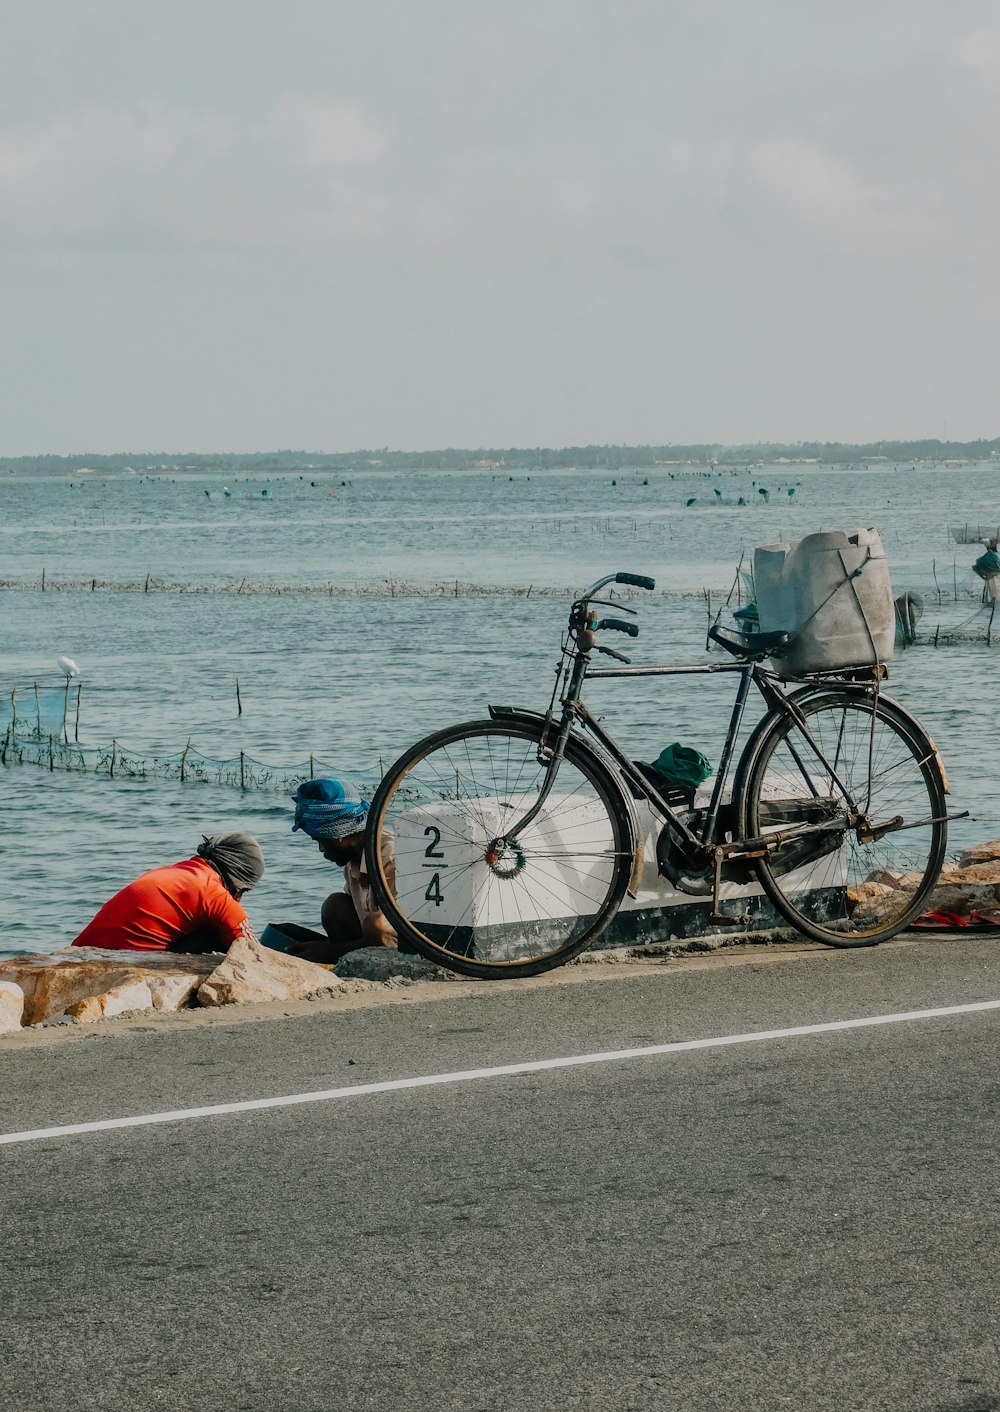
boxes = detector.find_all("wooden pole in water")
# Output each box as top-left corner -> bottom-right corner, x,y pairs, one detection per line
309,753 -> 315,778
180,738 -> 191,782
74,683 -> 82,743
236,678 -> 243,716
62,678 -> 70,744
240,751 -> 246,790
34,682 -> 40,735
41,568 -> 45,592
1,723 -> 9,764
110,739 -> 117,777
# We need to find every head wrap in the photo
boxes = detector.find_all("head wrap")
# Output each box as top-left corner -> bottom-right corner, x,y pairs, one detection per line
196,832 -> 266,892
292,777 -> 370,840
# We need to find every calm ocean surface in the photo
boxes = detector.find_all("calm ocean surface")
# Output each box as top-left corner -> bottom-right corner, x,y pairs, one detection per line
2,460 -> 997,957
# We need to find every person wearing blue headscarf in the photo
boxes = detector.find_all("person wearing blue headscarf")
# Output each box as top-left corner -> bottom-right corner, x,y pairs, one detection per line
275,777 -> 396,963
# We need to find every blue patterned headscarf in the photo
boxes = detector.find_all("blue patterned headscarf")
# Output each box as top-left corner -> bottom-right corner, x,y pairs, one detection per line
292,777 -> 370,840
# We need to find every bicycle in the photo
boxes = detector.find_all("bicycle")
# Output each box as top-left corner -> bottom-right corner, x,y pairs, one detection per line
366,571 -> 956,979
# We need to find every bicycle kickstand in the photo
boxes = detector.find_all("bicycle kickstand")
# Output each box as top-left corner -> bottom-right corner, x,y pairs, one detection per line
708,843 -> 761,928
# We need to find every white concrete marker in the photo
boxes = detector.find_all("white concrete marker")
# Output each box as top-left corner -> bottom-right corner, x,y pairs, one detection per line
3,997 -> 1000,1147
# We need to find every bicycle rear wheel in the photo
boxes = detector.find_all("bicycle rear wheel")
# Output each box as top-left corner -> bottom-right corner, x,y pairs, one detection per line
738,693 -> 947,947
365,719 -> 634,978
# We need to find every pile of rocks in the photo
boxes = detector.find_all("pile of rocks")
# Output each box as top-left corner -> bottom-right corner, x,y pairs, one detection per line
0,933 -> 352,1034
920,840 -> 1000,914
853,841 -> 1000,920
3,839 -> 998,1035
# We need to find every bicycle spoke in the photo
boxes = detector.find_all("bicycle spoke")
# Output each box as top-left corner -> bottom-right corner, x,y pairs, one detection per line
743,696 -> 946,947
370,721 -> 631,974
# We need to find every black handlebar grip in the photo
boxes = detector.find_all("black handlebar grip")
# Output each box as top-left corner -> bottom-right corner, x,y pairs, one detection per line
615,572 -> 655,590
596,617 -> 640,638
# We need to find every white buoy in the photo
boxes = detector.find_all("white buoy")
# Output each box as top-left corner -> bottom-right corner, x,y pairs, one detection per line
57,656 -> 80,678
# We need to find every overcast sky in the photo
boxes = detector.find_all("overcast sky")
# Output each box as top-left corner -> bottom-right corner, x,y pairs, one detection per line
1,1 -> 997,454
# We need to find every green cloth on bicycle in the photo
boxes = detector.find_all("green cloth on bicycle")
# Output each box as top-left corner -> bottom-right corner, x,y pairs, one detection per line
652,743 -> 713,791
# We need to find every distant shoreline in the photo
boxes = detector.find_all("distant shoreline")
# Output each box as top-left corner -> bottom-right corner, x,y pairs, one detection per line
2,440 -> 999,476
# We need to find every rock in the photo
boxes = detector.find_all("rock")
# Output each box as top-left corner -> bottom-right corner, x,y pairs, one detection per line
197,933 -> 345,1007
847,880 -> 902,923
861,856 -> 1000,920
848,880 -> 899,906
864,870 -> 910,890
959,840 -> 1000,867
921,883 -> 1000,917
64,978 -> 154,1024
26,963 -> 155,1025
0,949 -> 217,1025
0,982 -> 24,1034
334,947 -> 442,982
146,973 -> 202,1012
937,861 -> 1000,886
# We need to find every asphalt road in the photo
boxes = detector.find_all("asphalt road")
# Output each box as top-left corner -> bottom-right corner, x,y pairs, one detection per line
2,936 -> 1000,1412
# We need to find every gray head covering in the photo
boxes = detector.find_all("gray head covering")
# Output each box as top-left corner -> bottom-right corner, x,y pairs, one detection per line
196,832 -> 265,892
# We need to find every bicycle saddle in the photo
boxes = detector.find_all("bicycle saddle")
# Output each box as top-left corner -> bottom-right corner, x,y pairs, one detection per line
708,624 -> 791,659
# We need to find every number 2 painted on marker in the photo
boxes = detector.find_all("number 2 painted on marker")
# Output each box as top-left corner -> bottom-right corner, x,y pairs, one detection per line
424,826 -> 444,859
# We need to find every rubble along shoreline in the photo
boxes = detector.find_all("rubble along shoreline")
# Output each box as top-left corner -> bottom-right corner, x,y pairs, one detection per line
2,839 -> 999,1042
0,928 -> 818,1042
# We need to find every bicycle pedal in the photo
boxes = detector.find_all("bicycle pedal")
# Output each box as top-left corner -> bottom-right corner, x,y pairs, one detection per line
709,909 -> 751,927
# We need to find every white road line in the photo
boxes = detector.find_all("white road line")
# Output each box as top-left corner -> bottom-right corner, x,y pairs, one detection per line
3,997 -> 999,1147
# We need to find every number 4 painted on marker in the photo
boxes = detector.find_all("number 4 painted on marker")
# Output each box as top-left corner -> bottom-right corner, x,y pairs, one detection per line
424,873 -> 444,906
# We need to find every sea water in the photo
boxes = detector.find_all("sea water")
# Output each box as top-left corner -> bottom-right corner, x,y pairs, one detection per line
1,461 -> 996,956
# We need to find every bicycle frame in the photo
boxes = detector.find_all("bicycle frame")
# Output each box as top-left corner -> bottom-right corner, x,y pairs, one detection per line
488,563 -> 961,938
572,657 -> 773,850
505,638 -> 886,861
365,569 -> 962,973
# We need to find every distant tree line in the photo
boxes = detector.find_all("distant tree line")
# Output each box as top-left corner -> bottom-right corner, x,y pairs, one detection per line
2,438 -> 998,476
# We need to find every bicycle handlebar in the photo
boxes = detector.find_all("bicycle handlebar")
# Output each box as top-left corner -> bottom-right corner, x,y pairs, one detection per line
595,617 -> 640,638
579,570 -> 656,599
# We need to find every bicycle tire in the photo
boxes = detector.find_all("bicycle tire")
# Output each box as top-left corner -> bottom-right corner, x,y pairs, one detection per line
365,719 -> 634,978
737,692 -> 947,947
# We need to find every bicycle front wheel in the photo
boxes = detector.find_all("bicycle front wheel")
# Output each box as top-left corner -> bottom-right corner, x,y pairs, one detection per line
738,694 -> 947,947
366,720 -> 634,978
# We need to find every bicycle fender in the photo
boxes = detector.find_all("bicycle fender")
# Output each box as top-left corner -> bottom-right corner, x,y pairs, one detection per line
487,704 -> 644,894
487,703 -> 548,728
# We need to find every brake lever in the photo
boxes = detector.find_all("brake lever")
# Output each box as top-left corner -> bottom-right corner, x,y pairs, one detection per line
595,643 -> 631,664
586,597 -> 637,615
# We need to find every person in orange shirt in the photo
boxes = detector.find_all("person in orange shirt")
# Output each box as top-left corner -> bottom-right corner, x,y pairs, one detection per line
72,832 -> 265,953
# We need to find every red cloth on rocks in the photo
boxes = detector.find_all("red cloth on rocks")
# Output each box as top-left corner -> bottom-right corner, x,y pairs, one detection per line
72,856 -> 250,952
